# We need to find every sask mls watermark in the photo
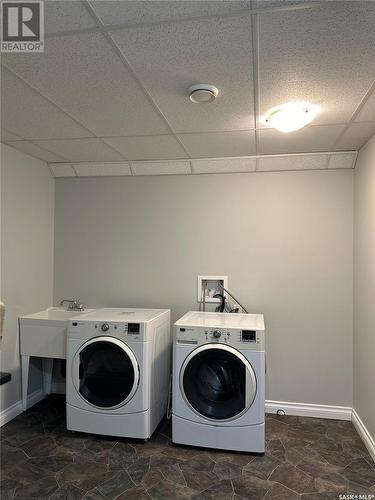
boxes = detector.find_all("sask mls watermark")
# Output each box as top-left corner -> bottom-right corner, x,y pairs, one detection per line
1,1 -> 44,52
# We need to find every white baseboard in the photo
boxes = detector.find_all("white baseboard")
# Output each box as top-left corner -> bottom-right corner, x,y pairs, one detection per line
1,393 -> 372,463
352,409 -> 375,462
0,389 -> 45,427
266,399 -> 352,420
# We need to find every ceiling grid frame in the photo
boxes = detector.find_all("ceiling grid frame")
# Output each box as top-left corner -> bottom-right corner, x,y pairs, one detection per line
324,154 -> 330,170
48,150 -> 357,178
255,157 -> 260,172
3,135 -> 68,163
2,65 -> 96,142
71,164 -> 78,177
2,64 -> 140,162
1,0 -> 374,168
1,65 -> 131,162
332,79 -> 375,150
250,2 -> 261,155
82,0 -> 192,165
46,162 -> 55,178
45,1 -> 326,40
257,2 -> 375,153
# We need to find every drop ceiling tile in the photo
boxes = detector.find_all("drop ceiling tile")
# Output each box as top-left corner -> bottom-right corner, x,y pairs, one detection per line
355,90 -> 375,122
192,157 -> 256,174
45,0 -> 97,35
257,154 -> 327,172
32,139 -> 125,162
112,16 -> 255,133
1,68 -> 91,140
328,153 -> 356,169
1,129 -> 23,142
258,125 -> 345,155
335,122 -> 375,150
90,1 -> 251,27
3,33 -> 169,137
102,135 -> 188,161
50,164 -> 76,178
74,163 -> 132,177
178,131 -> 256,158
132,161 -> 191,176
258,3 -> 375,126
6,141 -> 67,162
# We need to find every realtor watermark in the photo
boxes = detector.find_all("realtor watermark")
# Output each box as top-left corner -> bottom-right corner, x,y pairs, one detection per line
339,495 -> 375,500
1,1 -> 44,52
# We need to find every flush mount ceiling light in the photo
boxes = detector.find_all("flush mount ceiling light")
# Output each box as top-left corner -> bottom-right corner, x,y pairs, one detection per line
189,84 -> 219,104
264,101 -> 319,133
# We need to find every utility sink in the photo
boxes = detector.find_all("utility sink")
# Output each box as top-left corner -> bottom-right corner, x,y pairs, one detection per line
23,307 -> 94,322
19,307 -> 95,359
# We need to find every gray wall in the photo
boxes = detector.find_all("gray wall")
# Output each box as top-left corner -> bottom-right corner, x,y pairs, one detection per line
1,145 -> 54,410
354,135 -> 375,437
55,169 -> 353,407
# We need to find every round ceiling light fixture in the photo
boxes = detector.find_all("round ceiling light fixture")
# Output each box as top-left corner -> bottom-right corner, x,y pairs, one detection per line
189,84 -> 219,104
264,101 -> 319,133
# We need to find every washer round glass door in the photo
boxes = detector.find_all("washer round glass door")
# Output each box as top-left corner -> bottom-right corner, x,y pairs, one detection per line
180,344 -> 256,421
72,337 -> 139,409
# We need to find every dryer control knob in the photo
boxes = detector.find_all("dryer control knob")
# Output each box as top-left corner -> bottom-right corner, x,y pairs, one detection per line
101,323 -> 110,332
212,330 -> 221,339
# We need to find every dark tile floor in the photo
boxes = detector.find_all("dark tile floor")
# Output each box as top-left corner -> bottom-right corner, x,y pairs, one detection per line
1,396 -> 374,499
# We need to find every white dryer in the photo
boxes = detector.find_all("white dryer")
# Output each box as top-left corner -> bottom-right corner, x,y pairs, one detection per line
172,311 -> 265,453
66,308 -> 171,439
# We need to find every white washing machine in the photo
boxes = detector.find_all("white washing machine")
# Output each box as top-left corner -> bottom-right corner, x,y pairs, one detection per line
66,308 -> 171,439
172,311 -> 265,453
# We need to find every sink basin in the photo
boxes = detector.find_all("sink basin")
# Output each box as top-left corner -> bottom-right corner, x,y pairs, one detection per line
23,307 -> 94,322
19,307 -> 96,359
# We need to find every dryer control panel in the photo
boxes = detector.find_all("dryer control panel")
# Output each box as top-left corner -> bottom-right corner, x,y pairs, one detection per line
69,320 -> 147,341
175,326 -> 265,350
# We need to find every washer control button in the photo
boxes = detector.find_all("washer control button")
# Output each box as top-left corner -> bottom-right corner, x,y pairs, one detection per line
212,330 -> 221,339
101,323 -> 110,332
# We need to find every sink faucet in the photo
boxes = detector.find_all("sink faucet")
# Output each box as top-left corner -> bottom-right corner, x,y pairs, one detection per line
59,299 -> 85,311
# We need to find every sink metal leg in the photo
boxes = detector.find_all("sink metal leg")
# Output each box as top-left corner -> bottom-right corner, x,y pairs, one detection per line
42,358 -> 54,395
21,355 -> 30,411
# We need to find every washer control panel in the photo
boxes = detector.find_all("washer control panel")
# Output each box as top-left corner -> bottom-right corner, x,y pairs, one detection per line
175,326 -> 265,350
70,321 -> 146,341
